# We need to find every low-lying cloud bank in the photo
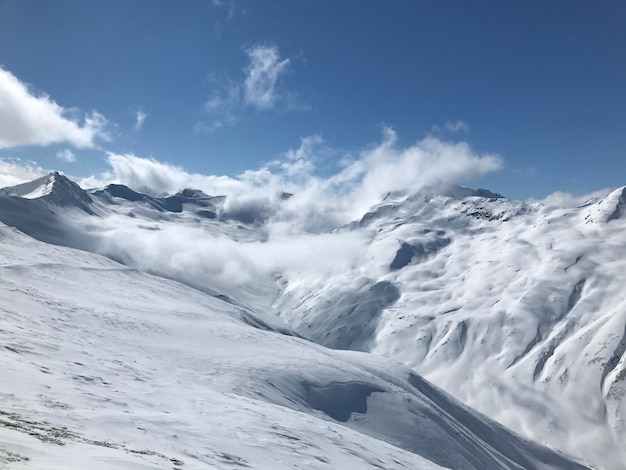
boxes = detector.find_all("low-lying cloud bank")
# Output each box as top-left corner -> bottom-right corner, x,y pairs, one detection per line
79,129 -> 503,232
0,129 -> 504,304
0,129 -> 618,314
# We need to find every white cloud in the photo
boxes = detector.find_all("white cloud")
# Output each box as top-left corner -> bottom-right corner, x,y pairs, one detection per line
529,188 -> 612,209
134,109 -> 147,132
267,134 -> 323,179
79,152 -> 245,196
197,44 -> 296,132
243,44 -> 290,110
0,157 -> 47,189
335,128 -> 501,216
56,149 -> 76,163
81,129 -> 502,231
70,129 -> 503,301
0,67 -> 109,149
445,121 -> 469,132
211,0 -> 237,19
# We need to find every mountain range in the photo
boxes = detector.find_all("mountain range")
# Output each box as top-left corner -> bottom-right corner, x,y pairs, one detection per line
2,171 -> 625,469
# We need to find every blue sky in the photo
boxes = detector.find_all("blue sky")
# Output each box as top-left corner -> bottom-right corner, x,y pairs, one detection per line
0,0 -> 624,199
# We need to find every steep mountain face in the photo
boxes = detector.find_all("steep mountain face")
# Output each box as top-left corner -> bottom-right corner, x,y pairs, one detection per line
0,174 -> 270,303
0,173 -> 623,468
0,223 -> 587,469
274,186 -> 626,469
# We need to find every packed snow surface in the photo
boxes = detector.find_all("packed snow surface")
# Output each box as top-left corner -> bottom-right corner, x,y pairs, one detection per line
2,172 -> 622,468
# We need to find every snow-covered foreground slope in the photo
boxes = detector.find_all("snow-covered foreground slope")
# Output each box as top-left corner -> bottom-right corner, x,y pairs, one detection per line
0,223 -> 587,469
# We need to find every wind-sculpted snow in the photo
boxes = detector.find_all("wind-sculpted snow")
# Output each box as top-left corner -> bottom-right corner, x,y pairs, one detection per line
389,239 -> 451,270
293,280 -> 401,351
0,224 -> 587,469
275,189 -> 626,469
0,173 -> 623,468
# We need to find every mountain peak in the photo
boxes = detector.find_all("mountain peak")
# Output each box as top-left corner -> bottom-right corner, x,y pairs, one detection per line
174,188 -> 212,199
0,171 -> 93,210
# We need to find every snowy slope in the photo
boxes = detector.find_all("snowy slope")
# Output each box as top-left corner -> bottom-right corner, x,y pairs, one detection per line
0,223 -> 586,469
0,173 -> 619,468
0,173 -> 279,312
274,186 -> 626,469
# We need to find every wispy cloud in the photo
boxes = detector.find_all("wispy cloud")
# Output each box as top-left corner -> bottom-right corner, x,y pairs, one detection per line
432,120 -> 469,134
70,130 -> 503,299
79,152 -> 246,196
196,77 -> 240,133
243,44 -> 291,110
0,67 -> 109,149
0,157 -> 47,188
197,44 -> 298,133
56,148 -> 76,163
134,109 -> 147,132
266,134 -> 324,182
82,129 -> 502,230
211,1 -> 239,39
211,0 -> 237,20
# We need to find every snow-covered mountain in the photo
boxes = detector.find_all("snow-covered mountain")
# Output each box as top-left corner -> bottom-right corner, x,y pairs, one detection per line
274,185 -> 626,469
0,196 -> 586,469
1,171 -> 623,468
0,171 -> 94,211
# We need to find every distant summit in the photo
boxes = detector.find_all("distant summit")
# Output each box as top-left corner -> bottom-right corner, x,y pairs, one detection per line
92,183 -> 149,203
417,183 -> 505,200
0,171 -> 93,211
175,188 -> 212,199
357,184 -> 507,227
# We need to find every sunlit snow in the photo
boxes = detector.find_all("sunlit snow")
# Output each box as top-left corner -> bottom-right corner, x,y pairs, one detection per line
2,170 -> 621,468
